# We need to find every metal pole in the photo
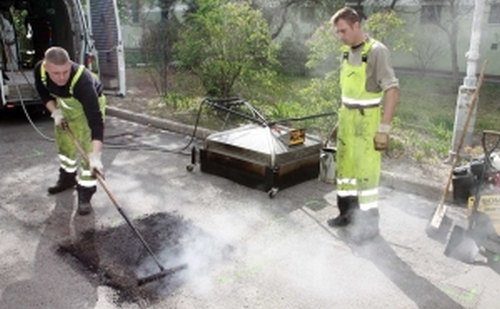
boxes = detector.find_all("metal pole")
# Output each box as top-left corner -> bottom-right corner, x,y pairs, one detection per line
448,0 -> 486,161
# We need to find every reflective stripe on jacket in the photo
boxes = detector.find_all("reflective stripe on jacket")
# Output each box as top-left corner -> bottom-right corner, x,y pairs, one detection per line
340,39 -> 384,107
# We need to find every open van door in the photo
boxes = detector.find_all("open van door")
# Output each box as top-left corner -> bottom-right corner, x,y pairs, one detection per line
86,0 -> 126,97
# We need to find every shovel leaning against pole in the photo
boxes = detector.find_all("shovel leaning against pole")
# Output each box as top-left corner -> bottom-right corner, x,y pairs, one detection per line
426,60 -> 488,242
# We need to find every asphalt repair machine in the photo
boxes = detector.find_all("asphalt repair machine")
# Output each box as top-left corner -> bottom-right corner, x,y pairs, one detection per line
187,98 -> 336,198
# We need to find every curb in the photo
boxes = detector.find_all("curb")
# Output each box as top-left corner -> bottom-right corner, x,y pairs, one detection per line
107,106 -> 449,201
107,106 -> 215,140
380,170 -> 448,202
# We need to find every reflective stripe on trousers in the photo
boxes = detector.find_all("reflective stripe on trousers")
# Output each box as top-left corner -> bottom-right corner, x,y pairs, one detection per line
55,117 -> 97,188
54,96 -> 106,188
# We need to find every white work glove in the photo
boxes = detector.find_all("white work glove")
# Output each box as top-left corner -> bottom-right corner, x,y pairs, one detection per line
374,124 -> 391,151
51,109 -> 65,127
88,151 -> 103,176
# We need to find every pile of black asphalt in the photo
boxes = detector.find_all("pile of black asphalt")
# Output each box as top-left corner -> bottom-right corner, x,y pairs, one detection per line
58,211 -> 234,306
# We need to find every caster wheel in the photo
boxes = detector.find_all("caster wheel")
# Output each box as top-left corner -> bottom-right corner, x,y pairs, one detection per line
267,188 -> 278,198
186,164 -> 194,172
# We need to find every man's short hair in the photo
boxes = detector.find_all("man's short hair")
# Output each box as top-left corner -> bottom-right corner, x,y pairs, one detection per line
330,7 -> 360,26
44,46 -> 70,65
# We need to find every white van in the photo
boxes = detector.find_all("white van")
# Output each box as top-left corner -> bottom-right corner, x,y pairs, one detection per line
0,0 -> 126,111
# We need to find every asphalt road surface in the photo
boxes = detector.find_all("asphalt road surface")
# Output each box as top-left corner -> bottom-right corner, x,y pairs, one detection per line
1,109 -> 499,309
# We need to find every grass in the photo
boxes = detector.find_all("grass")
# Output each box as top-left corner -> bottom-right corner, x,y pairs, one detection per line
398,74 -> 500,132
131,66 -> 500,164
397,74 -> 457,131
395,74 -> 500,161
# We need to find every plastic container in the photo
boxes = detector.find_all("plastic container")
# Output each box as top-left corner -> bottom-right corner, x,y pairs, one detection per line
319,147 -> 336,184
452,166 -> 475,204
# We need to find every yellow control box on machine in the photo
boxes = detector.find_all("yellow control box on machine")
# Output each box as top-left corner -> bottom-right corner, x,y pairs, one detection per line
468,195 -> 500,236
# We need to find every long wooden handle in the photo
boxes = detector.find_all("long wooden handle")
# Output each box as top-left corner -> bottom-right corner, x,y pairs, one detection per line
430,60 -> 488,227
324,123 -> 338,147
441,60 -> 488,202
63,126 -> 122,211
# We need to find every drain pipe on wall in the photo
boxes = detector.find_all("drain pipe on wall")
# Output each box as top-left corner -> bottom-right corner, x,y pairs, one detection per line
448,0 -> 486,162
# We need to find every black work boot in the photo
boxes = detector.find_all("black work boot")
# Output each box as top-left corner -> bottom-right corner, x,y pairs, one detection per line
77,185 -> 96,216
327,196 -> 359,227
350,208 -> 380,244
48,168 -> 77,194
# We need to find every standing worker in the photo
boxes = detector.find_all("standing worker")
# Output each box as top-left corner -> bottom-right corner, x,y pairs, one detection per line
34,46 -> 106,215
326,7 -> 399,243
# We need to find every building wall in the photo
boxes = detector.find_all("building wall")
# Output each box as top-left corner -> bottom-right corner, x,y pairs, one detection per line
482,4 -> 500,75
121,4 -> 188,49
120,2 -> 500,77
122,24 -> 143,48
389,3 -> 500,76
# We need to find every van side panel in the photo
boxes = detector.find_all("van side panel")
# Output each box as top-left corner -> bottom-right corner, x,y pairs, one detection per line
88,0 -> 126,96
64,0 -> 87,64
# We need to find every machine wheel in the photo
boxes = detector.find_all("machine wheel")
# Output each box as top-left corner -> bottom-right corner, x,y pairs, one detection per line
267,188 -> 278,198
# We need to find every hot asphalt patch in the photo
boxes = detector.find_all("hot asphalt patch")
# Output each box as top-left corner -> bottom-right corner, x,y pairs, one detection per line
58,212 -> 234,306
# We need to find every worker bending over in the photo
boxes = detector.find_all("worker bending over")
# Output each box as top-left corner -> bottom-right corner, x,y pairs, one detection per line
34,46 -> 106,215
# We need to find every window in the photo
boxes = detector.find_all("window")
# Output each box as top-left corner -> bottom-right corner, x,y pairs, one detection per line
124,0 -> 140,23
489,4 -> 500,24
420,5 -> 443,24
300,5 -> 315,23
132,0 -> 140,23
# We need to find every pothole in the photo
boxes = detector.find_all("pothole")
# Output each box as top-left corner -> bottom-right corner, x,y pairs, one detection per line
58,212 -> 234,306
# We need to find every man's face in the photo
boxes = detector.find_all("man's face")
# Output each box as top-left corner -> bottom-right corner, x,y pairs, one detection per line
333,19 -> 359,46
44,61 -> 72,86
